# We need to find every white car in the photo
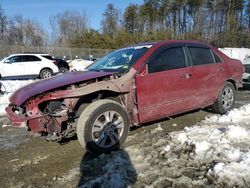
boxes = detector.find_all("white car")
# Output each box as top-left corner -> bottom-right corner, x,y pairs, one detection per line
0,54 -> 59,79
69,59 -> 94,71
242,57 -> 250,82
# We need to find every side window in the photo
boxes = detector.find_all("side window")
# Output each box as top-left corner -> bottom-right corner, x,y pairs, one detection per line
23,55 -> 41,62
212,51 -> 222,63
148,47 -> 187,73
188,47 -> 215,66
7,56 -> 23,63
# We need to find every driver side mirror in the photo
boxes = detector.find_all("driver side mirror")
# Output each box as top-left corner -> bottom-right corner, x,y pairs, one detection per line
4,59 -> 11,63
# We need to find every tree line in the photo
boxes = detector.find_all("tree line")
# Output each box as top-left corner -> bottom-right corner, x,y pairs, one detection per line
1,0 -> 250,49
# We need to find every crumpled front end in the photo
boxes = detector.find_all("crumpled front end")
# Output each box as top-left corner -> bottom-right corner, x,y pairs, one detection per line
5,70 -> 133,141
6,94 -> 76,141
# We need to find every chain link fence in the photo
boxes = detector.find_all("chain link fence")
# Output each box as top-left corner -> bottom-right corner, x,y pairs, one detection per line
0,45 -> 113,60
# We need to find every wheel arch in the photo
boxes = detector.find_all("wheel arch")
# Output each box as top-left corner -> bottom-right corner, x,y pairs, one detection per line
74,90 -> 125,115
226,79 -> 237,89
39,67 -> 53,74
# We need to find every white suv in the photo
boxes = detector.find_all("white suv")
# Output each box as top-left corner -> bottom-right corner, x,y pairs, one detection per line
0,54 -> 59,79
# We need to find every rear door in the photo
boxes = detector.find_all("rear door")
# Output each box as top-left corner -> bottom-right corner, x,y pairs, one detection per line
23,55 -> 42,75
135,45 -> 195,123
2,55 -> 25,77
186,46 -> 227,107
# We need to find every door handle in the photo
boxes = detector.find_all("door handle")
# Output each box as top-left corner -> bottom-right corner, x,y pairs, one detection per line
218,68 -> 224,72
181,73 -> 192,79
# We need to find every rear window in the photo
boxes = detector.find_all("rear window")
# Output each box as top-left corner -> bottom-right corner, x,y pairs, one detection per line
23,55 -> 41,62
42,55 -> 54,60
188,47 -> 215,66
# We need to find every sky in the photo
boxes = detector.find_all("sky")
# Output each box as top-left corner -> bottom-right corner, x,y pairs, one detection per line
0,0 -> 144,32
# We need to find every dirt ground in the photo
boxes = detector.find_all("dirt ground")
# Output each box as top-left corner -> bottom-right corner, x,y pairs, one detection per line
0,85 -> 249,188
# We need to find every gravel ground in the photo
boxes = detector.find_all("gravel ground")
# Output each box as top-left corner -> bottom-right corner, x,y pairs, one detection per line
0,88 -> 249,188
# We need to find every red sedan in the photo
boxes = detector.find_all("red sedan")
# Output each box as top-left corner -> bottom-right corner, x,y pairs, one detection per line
6,40 -> 244,154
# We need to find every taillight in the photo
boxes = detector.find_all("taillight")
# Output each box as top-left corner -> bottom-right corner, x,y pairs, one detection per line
53,61 -> 58,65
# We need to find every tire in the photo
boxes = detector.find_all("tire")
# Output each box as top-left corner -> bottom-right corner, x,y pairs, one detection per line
59,66 -> 68,73
76,99 -> 130,155
40,69 -> 53,79
211,82 -> 235,114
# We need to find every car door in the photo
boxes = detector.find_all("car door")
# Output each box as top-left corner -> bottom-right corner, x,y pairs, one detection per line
135,45 -> 195,123
23,55 -> 42,76
2,55 -> 25,77
186,46 -> 227,107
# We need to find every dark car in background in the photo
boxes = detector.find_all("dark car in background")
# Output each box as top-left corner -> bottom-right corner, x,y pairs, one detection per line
42,55 -> 69,73
54,58 -> 70,73
6,40 -> 244,154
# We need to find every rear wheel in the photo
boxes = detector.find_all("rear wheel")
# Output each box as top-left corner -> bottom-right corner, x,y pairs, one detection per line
59,66 -> 68,73
76,99 -> 130,155
211,82 -> 235,114
40,69 -> 52,79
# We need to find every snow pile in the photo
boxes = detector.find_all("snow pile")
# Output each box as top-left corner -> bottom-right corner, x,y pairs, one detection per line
205,104 -> 250,125
171,104 -> 250,187
0,80 -> 35,115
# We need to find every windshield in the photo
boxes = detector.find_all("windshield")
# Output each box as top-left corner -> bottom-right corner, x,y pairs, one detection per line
87,45 -> 151,73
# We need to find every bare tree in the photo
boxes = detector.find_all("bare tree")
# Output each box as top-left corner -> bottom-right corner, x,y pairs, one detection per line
101,4 -> 121,36
50,10 -> 88,46
7,15 -> 47,46
0,5 -> 7,44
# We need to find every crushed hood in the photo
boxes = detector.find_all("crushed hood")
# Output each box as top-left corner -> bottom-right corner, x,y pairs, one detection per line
9,71 -> 114,106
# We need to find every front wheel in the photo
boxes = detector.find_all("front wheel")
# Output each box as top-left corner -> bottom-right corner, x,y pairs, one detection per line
211,82 -> 235,114
76,99 -> 130,155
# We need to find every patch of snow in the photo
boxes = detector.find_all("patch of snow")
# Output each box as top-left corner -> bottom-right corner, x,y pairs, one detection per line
2,124 -> 10,128
176,132 -> 188,144
194,141 -> 211,159
0,80 -> 35,115
164,145 -> 171,152
205,104 -> 250,124
227,125 -> 248,140
151,124 -> 163,133
169,103 -> 250,187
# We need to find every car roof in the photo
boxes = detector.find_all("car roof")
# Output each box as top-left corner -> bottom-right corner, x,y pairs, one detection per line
133,40 -> 212,48
10,53 -> 51,55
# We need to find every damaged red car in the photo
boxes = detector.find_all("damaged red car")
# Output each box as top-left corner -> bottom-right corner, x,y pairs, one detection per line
6,40 -> 244,154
